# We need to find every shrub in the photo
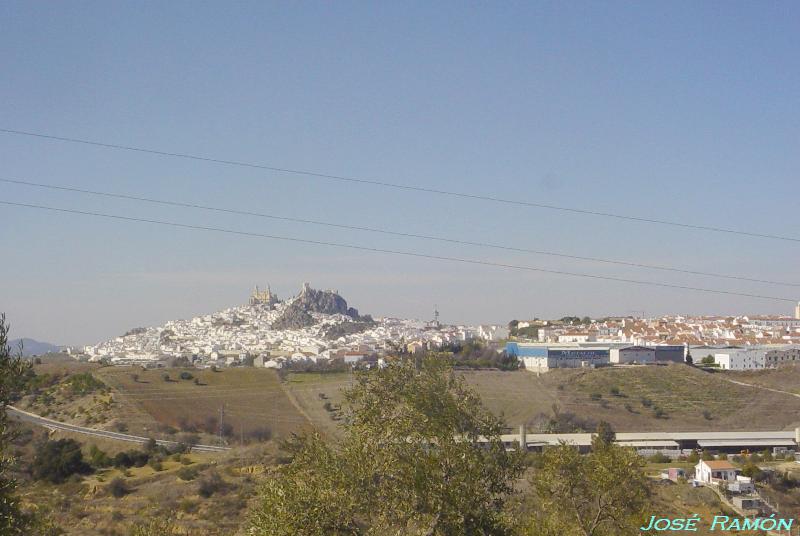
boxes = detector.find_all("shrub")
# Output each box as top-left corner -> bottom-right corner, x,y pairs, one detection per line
179,371 -> 193,381
143,437 -> 158,453
108,477 -> 129,498
162,373 -> 170,382
112,450 -> 149,469
178,498 -> 199,514
641,397 -> 653,408
89,445 -> 112,468
32,438 -> 91,483
247,426 -> 272,443
148,458 -> 163,471
197,470 -> 226,498
589,393 -> 602,401
65,373 -> 106,395
113,421 -> 129,433
702,410 -> 712,420
609,386 -> 621,396
653,407 -> 667,419
177,466 -> 199,481
649,453 -> 670,463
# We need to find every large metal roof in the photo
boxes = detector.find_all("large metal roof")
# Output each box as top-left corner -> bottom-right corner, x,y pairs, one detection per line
501,430 -> 798,447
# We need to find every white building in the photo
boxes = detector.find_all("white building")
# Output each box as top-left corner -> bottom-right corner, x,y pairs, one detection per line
695,460 -> 739,484
714,348 -> 767,370
609,346 -> 655,364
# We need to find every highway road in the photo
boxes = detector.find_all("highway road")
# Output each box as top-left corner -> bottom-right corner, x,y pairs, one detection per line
8,406 -> 230,453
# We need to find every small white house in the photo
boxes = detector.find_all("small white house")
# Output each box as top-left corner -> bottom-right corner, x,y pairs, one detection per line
695,460 -> 739,484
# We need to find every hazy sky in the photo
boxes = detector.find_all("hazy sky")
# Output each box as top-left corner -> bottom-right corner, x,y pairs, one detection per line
1,1 -> 799,345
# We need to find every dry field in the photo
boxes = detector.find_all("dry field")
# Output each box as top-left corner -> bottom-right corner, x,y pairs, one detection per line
285,364 -> 800,433
284,372 -> 352,438
462,364 -> 800,432
94,367 -> 311,443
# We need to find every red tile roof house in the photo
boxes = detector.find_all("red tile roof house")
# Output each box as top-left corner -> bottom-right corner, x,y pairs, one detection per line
695,459 -> 739,485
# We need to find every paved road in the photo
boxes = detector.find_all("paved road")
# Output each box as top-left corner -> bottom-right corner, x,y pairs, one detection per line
8,406 -> 229,453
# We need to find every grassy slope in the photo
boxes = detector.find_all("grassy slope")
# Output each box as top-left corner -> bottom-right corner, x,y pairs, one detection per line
13,424 -> 276,536
286,365 -> 800,433
729,363 -> 800,395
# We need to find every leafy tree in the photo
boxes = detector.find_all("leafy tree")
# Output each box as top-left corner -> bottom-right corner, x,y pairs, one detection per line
88,445 -> 111,468
741,463 -> 761,479
32,438 -> 91,484
525,440 -> 650,536
701,355 -> 715,365
249,357 -> 524,535
0,314 -> 36,534
594,421 -> 616,447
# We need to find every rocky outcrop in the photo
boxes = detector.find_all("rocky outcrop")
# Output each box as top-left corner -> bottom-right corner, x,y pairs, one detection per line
294,284 -> 360,318
271,303 -> 315,330
270,283 -> 369,330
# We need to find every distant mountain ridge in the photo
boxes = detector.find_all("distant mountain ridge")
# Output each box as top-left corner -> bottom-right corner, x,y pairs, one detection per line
8,338 -> 62,356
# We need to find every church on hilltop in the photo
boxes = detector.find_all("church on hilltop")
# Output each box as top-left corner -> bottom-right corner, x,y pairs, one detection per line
249,285 -> 279,307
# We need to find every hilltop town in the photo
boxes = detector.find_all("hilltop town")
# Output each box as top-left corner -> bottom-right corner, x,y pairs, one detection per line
81,283 -> 508,367
74,283 -> 800,374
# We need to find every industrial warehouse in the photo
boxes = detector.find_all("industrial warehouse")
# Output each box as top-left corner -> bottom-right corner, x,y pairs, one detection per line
498,428 -> 800,458
505,342 -> 684,371
506,341 -> 800,372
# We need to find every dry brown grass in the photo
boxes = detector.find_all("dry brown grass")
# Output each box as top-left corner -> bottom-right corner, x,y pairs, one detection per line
286,365 -> 800,433
94,367 -> 311,443
461,364 -> 800,431
729,363 -> 800,395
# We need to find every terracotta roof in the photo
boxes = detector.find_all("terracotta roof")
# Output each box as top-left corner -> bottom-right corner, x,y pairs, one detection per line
701,460 -> 737,470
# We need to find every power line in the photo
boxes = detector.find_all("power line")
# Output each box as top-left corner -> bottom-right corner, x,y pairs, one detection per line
1,127 -> 797,243
2,176 -> 796,288
1,199 -> 795,303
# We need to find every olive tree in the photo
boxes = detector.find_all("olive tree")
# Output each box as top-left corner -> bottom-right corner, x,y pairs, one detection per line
0,314 -> 35,534
249,357 -> 524,535
523,435 -> 650,536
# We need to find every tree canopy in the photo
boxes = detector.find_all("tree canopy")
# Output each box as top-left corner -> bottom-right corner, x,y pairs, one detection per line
524,438 -> 650,536
250,357 -> 525,535
0,314 -> 35,534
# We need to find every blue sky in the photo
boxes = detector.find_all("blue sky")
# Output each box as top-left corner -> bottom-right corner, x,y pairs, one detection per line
1,1 -> 798,345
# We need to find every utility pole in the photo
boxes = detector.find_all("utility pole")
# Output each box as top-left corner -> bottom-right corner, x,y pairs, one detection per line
218,403 -> 225,446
